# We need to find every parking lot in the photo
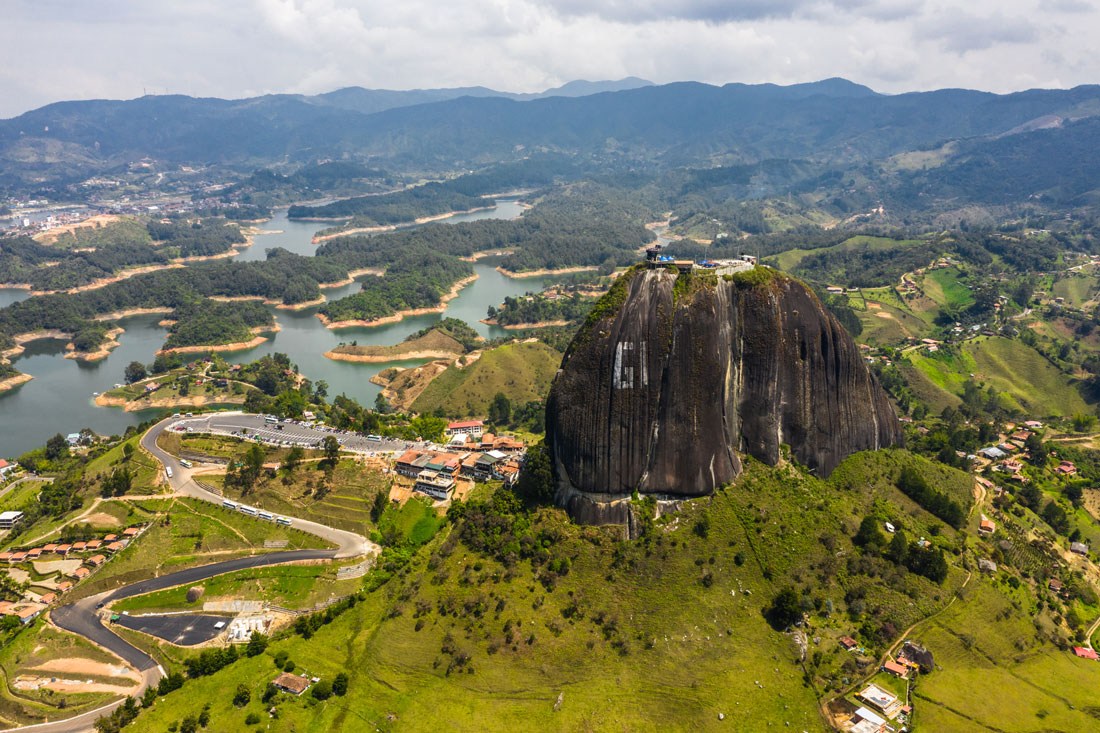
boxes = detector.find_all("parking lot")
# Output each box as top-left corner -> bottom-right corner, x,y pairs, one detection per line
168,412 -> 433,456
113,613 -> 229,646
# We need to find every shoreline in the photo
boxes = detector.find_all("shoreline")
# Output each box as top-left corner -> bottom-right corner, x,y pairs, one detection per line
208,294 -> 328,311
317,273 -> 478,330
95,392 -> 247,412
479,318 -> 572,329
460,249 -> 516,262
317,267 -> 385,289
65,327 -> 125,362
324,348 -> 462,364
496,265 -> 598,279
308,206 -> 495,243
0,372 -> 34,394
30,263 -> 185,296
156,324 -> 280,356
2,330 -> 73,361
93,307 -> 174,322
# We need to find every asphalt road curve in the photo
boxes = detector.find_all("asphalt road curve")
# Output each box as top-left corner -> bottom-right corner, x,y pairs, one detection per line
141,414 -> 377,559
3,411 -> 380,733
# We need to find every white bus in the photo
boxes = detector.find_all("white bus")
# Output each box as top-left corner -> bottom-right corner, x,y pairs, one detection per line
257,511 -> 274,521
222,500 -> 239,510
179,459 -> 193,469
366,434 -> 383,441
164,466 -> 173,479
238,505 -> 258,516
276,517 -> 292,526
264,415 -> 278,424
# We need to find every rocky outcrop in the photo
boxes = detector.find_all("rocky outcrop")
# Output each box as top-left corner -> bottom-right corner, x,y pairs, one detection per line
546,266 -> 901,520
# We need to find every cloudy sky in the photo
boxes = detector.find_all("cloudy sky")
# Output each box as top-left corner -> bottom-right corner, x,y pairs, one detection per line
1,0 -> 1096,117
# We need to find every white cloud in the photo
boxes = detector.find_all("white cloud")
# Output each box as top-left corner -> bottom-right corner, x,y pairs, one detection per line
0,0 -> 1096,117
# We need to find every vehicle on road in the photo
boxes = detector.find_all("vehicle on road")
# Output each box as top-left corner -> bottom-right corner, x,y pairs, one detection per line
179,458 -> 193,468
276,516 -> 292,526
165,466 -> 173,479
367,434 -> 383,441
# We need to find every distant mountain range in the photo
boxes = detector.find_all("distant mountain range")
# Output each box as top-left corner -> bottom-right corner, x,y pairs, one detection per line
3,77 -> 1100,194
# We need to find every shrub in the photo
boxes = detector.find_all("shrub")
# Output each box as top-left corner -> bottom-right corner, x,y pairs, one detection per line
311,680 -> 333,700
232,683 -> 251,707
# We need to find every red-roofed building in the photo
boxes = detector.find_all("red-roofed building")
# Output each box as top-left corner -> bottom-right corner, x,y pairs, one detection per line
85,540 -> 102,550
839,636 -> 858,651
105,542 -> 124,553
445,420 -> 484,438
55,544 -> 71,555
39,592 -> 56,605
26,548 -> 42,559
86,554 -> 106,567
71,542 -> 86,552
42,544 -> 57,553
1073,646 -> 1099,660
56,581 -> 73,593
103,534 -> 118,542
1056,461 -> 1077,476
0,553 -> 11,563
71,566 -> 90,580
122,527 -> 141,538
883,660 -> 909,678
979,518 -> 995,534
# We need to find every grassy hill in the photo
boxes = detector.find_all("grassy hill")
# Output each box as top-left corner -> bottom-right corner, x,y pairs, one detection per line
123,450 -> 1000,732
903,336 -> 1090,416
411,341 -> 562,417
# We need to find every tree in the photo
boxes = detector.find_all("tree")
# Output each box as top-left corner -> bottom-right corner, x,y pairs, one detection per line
322,435 -> 341,467
514,442 -> 554,505
124,361 -> 147,384
45,433 -> 69,461
854,515 -> 885,552
101,467 -> 133,498
886,530 -> 909,565
179,716 -> 198,733
281,446 -> 304,475
245,631 -> 269,657
1041,501 -> 1070,535
1066,483 -> 1084,508
122,442 -> 134,462
370,490 -> 388,523
332,672 -> 349,696
313,379 -> 329,401
488,392 -> 512,425
232,683 -> 251,707
374,392 -> 393,414
1025,433 -> 1048,466
311,680 -> 333,700
764,587 -> 802,630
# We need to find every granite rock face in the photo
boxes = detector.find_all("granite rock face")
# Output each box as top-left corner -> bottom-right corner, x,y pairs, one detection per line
546,267 -> 901,522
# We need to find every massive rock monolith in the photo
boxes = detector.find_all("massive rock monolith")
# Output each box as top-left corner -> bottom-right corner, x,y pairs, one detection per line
546,266 -> 901,527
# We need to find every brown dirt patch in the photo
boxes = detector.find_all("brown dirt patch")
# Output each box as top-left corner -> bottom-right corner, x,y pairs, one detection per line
33,657 -> 140,682
83,512 -> 122,527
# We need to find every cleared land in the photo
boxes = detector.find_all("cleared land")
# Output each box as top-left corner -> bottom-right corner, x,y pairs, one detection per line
904,336 -> 1089,416
411,341 -> 561,416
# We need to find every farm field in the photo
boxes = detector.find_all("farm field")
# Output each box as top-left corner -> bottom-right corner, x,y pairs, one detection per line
904,336 -> 1089,416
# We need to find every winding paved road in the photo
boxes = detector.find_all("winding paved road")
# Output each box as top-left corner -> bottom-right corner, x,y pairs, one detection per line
3,414 -> 379,733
